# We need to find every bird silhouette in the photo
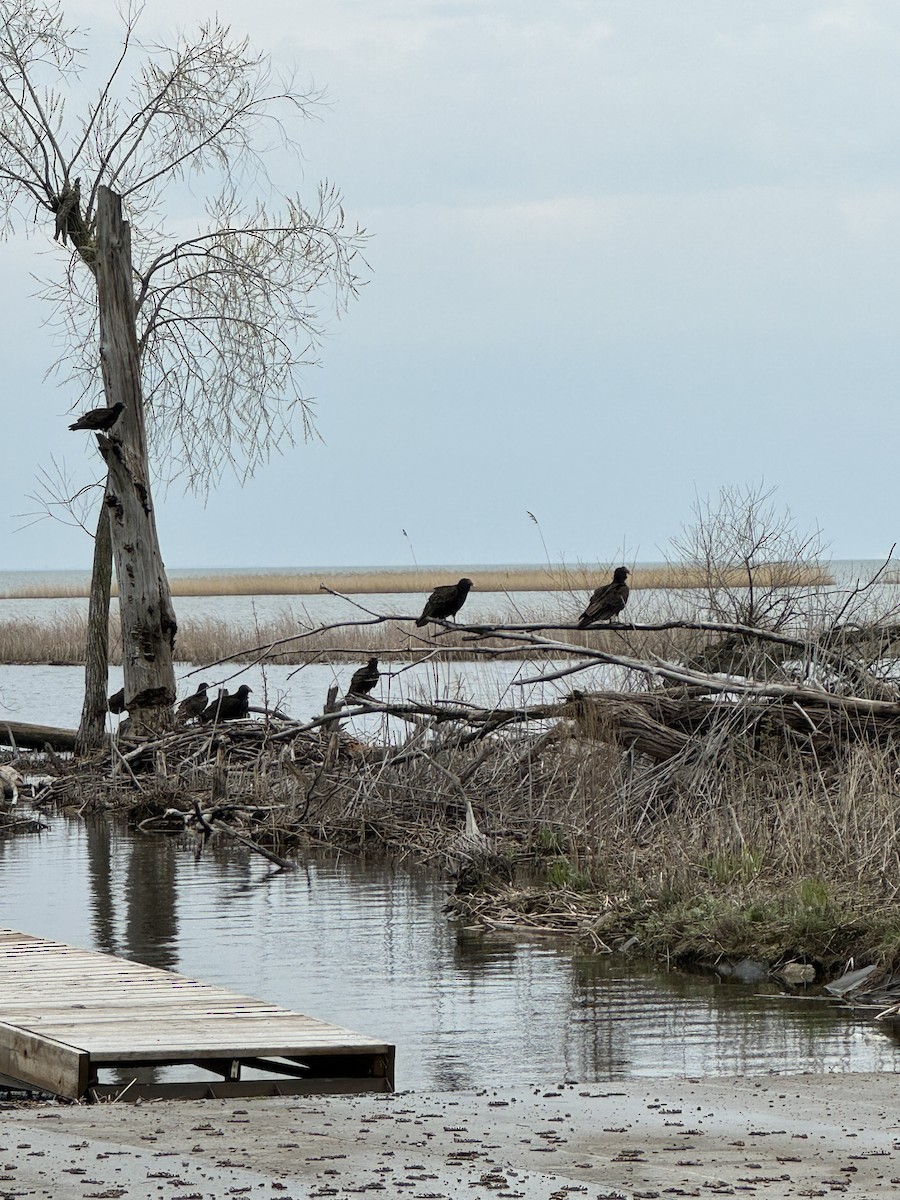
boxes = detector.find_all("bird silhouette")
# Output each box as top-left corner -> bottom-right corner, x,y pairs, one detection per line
107,688 -> 126,714
69,402 -> 124,432
415,578 -> 474,626
577,566 -> 630,628
201,684 -> 252,723
54,177 -> 81,244
345,657 -> 379,699
175,682 -> 209,724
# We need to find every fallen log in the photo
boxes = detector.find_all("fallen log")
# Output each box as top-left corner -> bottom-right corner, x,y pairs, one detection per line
0,721 -> 78,752
561,693 -> 693,762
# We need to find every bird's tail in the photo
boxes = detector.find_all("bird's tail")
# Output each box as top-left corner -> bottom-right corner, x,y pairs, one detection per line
415,617 -> 428,627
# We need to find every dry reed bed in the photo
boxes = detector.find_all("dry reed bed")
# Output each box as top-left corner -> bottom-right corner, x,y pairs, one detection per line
0,608 -> 705,665
1,562 -> 835,599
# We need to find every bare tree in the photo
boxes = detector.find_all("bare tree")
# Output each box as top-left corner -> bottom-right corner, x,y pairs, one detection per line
666,483 -> 833,680
669,483 -> 829,631
0,1 -> 366,737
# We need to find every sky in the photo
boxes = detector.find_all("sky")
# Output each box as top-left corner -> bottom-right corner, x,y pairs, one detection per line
2,0 -> 900,570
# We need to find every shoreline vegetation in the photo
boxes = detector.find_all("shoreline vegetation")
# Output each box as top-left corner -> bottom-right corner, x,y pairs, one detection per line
13,569 -> 900,982
0,561 -> 841,666
0,562 -> 835,599
0,607 -> 710,665
7,532 -> 900,982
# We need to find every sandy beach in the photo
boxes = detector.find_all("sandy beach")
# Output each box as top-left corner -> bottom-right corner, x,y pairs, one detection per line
5,1072 -> 899,1198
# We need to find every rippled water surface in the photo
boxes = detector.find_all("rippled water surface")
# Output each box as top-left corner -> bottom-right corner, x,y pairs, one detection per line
1,817 -> 898,1090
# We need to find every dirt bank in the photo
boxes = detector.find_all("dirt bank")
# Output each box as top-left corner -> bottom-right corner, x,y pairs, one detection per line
5,1072 -> 898,1198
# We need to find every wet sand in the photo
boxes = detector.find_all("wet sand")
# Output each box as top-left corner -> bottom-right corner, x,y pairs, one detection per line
5,1072 -> 899,1198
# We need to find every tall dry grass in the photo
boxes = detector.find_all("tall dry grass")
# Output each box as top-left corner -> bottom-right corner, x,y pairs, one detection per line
0,613 -> 122,664
0,604 -> 709,666
1,562 -> 834,599
308,715 -> 900,963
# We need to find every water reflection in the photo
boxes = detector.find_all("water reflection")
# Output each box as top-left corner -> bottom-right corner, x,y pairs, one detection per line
1,814 -> 898,1090
123,833 -> 178,972
85,819 -> 116,955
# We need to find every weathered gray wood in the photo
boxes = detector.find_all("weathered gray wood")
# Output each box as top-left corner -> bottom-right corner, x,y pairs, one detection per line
0,721 -> 77,751
0,927 -> 394,1100
0,1022 -> 88,1099
76,494 -> 114,753
94,187 -> 176,735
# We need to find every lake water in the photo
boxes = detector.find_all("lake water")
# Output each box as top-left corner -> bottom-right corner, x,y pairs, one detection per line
2,814 -> 898,1091
0,659 -> 597,735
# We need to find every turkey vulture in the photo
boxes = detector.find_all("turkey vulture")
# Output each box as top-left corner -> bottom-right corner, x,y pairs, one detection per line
107,688 -> 126,714
69,402 -> 125,432
576,566 -> 630,628
175,681 -> 209,724
415,578 -> 474,626
346,657 -> 379,699
201,684 -> 252,723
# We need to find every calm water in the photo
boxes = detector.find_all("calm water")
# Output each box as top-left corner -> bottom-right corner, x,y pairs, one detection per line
1,815 -> 898,1090
0,659 -> 598,733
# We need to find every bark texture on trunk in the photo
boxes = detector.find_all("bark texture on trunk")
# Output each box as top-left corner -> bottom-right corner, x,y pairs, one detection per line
95,187 -> 176,734
75,493 -> 114,753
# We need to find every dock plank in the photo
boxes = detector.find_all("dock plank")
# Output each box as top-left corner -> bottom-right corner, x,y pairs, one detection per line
0,927 -> 394,1099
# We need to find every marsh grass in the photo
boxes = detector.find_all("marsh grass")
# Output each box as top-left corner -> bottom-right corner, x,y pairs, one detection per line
0,613 -> 122,664
1,562 -> 834,599
368,728 -> 900,965
0,603 -> 704,665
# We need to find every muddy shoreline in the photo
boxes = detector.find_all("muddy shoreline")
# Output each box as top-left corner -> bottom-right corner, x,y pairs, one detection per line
6,1073 -> 899,1198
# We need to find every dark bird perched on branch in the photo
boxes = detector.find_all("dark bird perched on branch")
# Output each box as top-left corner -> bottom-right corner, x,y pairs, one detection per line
53,177 -> 80,244
201,684 -> 252,723
201,689 -> 228,722
69,401 -> 124,432
175,681 -> 209,724
416,578 -> 474,626
577,566 -> 630,628
107,688 -> 126,714
345,657 -> 379,699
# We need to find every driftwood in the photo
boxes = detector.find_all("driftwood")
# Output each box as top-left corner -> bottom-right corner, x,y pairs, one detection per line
562,692 -> 693,762
0,722 -> 78,752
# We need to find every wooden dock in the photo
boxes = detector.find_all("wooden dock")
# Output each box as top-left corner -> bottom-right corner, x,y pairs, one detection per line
0,929 -> 394,1101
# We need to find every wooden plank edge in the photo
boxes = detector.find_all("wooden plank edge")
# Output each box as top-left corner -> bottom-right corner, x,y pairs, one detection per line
0,1021 -> 89,1099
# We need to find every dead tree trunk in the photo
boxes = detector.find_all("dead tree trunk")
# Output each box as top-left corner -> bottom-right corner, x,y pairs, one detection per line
75,492 -> 114,753
94,187 -> 176,734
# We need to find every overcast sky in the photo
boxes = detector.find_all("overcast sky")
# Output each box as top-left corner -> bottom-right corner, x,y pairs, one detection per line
2,0 -> 899,571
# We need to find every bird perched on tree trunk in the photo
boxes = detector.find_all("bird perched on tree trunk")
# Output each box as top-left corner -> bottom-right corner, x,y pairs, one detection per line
53,177 -> 81,244
107,688 -> 126,714
576,566 -> 630,628
345,657 -> 379,699
201,684 -> 252,723
69,401 -> 125,432
175,681 -> 209,724
415,578 -> 474,626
